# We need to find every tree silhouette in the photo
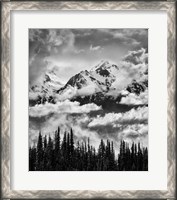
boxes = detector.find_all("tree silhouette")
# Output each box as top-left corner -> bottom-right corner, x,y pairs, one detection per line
54,127 -> 60,170
29,127 -> 148,171
36,132 -> 43,170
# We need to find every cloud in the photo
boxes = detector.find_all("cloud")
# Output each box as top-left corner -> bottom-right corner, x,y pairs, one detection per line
123,48 -> 148,65
74,49 -> 85,54
88,106 -> 148,128
86,106 -> 148,150
29,100 -> 102,149
29,29 -> 47,44
77,84 -> 101,96
29,29 -> 148,86
29,102 -> 148,153
99,29 -> 148,49
90,45 -> 101,51
47,29 -> 63,46
29,29 -> 77,85
121,124 -> 148,139
29,100 -> 102,118
29,29 -> 149,152
29,29 -> 75,54
29,90 -> 39,100
120,89 -> 148,105
108,48 -> 148,95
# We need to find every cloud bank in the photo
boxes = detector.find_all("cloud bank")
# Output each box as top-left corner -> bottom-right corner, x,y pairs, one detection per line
88,106 -> 148,128
29,100 -> 102,117
29,101 -> 148,153
120,89 -> 148,105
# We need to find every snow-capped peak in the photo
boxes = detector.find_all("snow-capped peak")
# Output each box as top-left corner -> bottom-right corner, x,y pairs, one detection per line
29,69 -> 64,104
44,70 -> 63,87
91,60 -> 119,71
91,60 -> 110,71
30,59 -> 148,106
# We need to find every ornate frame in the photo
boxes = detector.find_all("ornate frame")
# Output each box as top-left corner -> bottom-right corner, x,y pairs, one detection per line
1,1 -> 176,199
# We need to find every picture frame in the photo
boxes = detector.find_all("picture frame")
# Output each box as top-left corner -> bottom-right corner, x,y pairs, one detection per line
1,0 -> 176,199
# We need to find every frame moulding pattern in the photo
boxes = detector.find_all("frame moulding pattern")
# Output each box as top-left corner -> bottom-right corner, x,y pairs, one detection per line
1,1 -> 176,199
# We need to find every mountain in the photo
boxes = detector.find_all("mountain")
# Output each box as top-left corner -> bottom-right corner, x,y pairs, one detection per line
29,60 -> 148,107
29,70 -> 64,106
57,61 -> 120,100
90,60 -> 119,85
126,79 -> 148,95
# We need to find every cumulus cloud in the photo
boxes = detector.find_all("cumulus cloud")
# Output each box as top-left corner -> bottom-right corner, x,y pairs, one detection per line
109,48 -> 148,96
90,45 -> 101,51
29,102 -> 148,153
88,106 -> 148,128
29,29 -> 77,85
29,113 -> 101,151
77,84 -> 101,96
123,48 -> 148,65
120,124 -> 148,141
120,89 -> 148,105
29,100 -> 102,118
86,107 -> 148,150
29,101 -> 102,148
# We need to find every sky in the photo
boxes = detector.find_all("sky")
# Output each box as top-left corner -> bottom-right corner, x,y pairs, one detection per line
29,28 -> 148,153
29,101 -> 148,154
29,28 -> 148,84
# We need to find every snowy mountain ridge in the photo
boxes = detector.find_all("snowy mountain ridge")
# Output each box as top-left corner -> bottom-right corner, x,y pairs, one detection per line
29,70 -> 64,105
29,60 -> 148,106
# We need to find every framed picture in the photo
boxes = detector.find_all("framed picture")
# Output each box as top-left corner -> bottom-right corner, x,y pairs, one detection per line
1,0 -> 176,199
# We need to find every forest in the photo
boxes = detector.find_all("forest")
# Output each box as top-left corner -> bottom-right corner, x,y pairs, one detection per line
29,127 -> 148,171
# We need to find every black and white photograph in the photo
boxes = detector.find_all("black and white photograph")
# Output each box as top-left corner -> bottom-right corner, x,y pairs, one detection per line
29,28 -> 148,171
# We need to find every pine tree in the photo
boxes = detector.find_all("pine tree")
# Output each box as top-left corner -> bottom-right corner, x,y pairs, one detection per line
29,146 -> 36,171
44,135 -> 47,149
61,132 -> 67,170
76,141 -> 81,170
29,127 -> 148,171
54,127 -> 60,170
137,142 -> 143,170
110,141 -> 116,170
125,142 -> 131,170
87,138 -> 91,170
133,143 -> 137,170
70,128 -> 75,169
131,142 -> 136,170
46,135 -> 53,170
66,133 -> 70,169
43,135 -> 47,170
98,139 -> 105,170
118,140 -> 126,170
70,128 -> 74,155
36,132 -> 43,170
61,132 -> 67,152
142,147 -> 148,171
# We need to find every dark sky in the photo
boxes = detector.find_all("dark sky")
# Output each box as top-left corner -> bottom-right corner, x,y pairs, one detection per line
29,29 -> 148,84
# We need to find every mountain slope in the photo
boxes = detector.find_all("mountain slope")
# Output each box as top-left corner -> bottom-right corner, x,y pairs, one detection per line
29,60 -> 148,106
57,61 -> 120,100
29,70 -> 64,106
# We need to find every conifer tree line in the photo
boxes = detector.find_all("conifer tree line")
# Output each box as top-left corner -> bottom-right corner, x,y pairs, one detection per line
29,127 -> 148,171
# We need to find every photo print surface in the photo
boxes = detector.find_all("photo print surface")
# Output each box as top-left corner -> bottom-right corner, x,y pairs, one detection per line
29,29 -> 148,171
